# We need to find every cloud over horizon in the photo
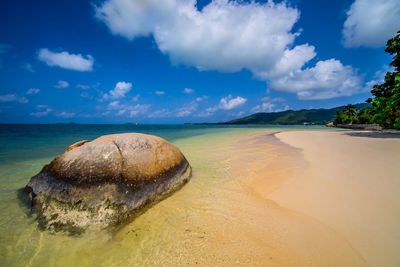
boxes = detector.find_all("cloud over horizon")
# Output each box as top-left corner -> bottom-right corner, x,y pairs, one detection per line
0,93 -> 28,104
96,0 -> 367,100
269,59 -> 364,100
219,95 -> 247,110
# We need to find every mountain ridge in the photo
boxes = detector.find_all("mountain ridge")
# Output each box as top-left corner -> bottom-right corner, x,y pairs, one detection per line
215,103 -> 370,125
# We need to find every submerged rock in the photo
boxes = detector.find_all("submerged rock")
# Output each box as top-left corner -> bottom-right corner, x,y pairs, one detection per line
25,133 -> 191,232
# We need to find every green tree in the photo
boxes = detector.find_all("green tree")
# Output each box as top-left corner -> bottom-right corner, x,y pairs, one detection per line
367,31 -> 400,129
334,104 -> 364,125
357,108 -> 372,124
344,104 -> 358,124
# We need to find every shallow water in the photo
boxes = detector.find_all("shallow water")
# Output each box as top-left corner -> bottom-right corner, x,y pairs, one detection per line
0,124 -> 323,267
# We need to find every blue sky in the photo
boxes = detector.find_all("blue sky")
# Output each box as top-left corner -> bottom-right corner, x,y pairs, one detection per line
0,0 -> 399,123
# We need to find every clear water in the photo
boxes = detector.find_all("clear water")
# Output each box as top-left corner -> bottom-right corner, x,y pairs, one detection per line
0,124 -> 322,266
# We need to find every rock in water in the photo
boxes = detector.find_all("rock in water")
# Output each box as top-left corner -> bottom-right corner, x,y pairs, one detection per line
25,133 -> 191,232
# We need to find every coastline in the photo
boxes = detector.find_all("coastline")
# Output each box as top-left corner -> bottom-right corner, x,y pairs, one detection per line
2,126 -> 400,266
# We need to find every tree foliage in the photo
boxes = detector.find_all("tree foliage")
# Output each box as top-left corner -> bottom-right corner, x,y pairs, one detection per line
334,104 -> 372,125
335,31 -> 400,129
367,31 -> 400,129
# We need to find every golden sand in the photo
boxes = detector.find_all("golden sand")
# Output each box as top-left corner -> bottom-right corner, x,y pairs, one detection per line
273,130 -> 400,267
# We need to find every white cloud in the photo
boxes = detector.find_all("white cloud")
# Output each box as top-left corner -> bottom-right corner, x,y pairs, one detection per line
184,87 -> 194,94
176,96 -> 207,117
128,104 -> 150,117
55,80 -> 69,89
219,95 -> 247,110
155,90 -> 165,96
76,84 -> 90,90
363,65 -> 392,91
38,48 -> 94,71
106,100 -> 150,117
342,0 -> 400,47
96,0 -> 312,74
80,92 -> 92,99
30,105 -> 52,117
103,81 -> 132,100
96,0 -> 368,100
77,83 -> 101,90
26,88 -> 40,95
148,109 -> 170,118
57,111 -> 76,118
252,97 -> 289,113
0,94 -> 28,104
269,59 -> 364,100
197,95 -> 246,116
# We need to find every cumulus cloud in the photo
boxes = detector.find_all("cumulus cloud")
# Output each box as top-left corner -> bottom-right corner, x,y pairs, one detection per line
26,88 -> 40,95
55,80 -> 69,89
57,111 -> 76,118
0,94 -> 28,104
96,0 -> 368,100
184,87 -> 194,94
106,100 -> 150,117
96,0 -> 313,74
30,105 -> 52,117
38,48 -> 94,71
155,90 -> 165,96
198,95 -> 246,117
219,95 -> 247,110
269,59 -> 364,100
342,0 -> 400,47
176,96 -> 208,117
252,97 -> 289,113
103,81 -> 132,100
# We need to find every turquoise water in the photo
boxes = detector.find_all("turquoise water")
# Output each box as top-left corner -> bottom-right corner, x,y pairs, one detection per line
0,124 -> 322,266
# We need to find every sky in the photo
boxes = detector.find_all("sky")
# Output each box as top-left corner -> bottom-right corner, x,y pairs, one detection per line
0,0 -> 399,124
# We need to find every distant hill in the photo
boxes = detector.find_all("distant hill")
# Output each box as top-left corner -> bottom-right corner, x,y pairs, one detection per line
219,103 -> 370,125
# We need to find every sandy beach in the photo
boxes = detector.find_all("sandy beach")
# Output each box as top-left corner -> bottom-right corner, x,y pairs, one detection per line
233,130 -> 400,267
271,130 -> 400,267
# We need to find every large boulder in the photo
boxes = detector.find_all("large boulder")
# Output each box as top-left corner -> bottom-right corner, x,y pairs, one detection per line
25,133 -> 191,233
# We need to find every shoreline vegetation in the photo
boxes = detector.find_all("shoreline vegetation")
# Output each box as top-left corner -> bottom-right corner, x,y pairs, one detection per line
321,31 -> 400,130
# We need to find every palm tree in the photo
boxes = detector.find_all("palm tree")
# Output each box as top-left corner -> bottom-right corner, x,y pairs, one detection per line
344,104 -> 357,124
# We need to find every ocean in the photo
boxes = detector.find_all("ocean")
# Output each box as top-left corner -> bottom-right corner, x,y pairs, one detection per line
0,124 -> 321,266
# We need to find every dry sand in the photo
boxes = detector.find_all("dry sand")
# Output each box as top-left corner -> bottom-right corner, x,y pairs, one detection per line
270,130 -> 400,267
217,130 -> 400,266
